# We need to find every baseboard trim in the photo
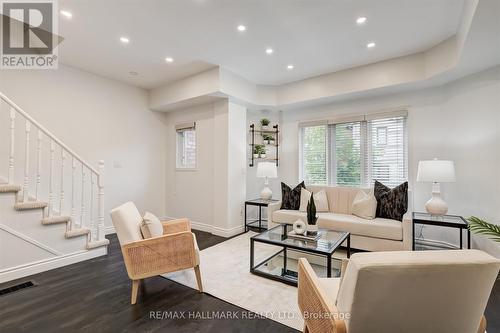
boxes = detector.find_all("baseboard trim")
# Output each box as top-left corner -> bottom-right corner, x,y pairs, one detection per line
105,225 -> 116,235
0,247 -> 107,284
161,216 -> 244,238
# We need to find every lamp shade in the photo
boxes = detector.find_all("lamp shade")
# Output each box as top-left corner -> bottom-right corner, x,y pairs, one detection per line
256,162 -> 277,178
417,159 -> 456,183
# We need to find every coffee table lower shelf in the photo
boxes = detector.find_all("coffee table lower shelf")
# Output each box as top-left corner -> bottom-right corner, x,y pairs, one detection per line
250,225 -> 351,286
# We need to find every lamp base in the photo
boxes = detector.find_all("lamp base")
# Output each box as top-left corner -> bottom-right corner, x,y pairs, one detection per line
425,191 -> 448,216
260,186 -> 272,200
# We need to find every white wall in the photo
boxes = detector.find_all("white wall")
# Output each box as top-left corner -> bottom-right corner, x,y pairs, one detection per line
278,66 -> 500,256
164,99 -> 247,236
0,64 -> 166,229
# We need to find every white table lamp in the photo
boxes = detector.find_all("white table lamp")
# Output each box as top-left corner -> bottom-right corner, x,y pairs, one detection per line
417,159 -> 456,215
256,162 -> 277,199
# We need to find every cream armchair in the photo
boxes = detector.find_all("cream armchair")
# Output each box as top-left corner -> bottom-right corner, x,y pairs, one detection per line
298,250 -> 500,333
110,202 -> 203,304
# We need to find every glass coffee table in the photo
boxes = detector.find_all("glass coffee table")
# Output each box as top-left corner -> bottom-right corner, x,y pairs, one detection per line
250,224 -> 350,286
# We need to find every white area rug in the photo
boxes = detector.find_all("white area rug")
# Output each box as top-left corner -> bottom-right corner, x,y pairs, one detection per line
163,232 -> 304,330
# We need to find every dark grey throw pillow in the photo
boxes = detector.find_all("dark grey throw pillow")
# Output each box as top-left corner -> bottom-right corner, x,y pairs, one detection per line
374,181 -> 408,221
280,181 -> 305,210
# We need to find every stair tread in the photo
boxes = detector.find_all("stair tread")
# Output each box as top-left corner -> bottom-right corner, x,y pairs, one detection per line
0,184 -> 22,193
65,228 -> 90,238
86,239 -> 110,249
41,216 -> 71,225
14,201 -> 48,210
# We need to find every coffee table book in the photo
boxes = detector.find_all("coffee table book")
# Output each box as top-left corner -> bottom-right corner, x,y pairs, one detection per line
287,230 -> 324,242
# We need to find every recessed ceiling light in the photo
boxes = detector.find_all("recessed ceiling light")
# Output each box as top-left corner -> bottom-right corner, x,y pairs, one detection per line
265,48 -> 274,55
356,17 -> 367,25
120,37 -> 130,44
287,64 -> 294,70
165,57 -> 174,63
237,25 -> 246,32
366,42 -> 376,48
60,10 -> 72,19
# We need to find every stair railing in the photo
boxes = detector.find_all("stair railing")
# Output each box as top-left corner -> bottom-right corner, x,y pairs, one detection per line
0,92 -> 106,243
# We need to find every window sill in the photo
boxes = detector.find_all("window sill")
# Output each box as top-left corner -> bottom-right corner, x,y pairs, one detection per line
175,168 -> 198,172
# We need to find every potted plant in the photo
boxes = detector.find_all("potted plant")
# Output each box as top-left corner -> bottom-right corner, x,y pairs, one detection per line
259,145 -> 266,158
306,195 -> 318,234
262,134 -> 275,145
253,145 -> 260,159
260,118 -> 270,130
467,216 -> 500,242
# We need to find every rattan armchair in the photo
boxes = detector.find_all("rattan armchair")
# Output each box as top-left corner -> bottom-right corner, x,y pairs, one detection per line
111,202 -> 203,304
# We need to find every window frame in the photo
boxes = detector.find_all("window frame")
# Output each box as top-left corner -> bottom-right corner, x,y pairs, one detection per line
175,123 -> 197,170
299,112 -> 408,188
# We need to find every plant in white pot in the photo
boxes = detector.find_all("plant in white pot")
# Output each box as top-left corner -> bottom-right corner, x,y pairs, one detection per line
306,195 -> 318,234
260,118 -> 270,131
253,146 -> 260,159
262,134 -> 275,145
259,145 -> 266,159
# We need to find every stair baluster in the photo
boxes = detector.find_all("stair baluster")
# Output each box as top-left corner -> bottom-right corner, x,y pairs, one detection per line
23,121 -> 31,203
80,165 -> 86,229
89,173 -> 95,241
98,161 -> 105,241
35,130 -> 42,200
71,157 -> 76,230
60,149 -> 65,214
8,108 -> 15,184
48,140 -> 55,216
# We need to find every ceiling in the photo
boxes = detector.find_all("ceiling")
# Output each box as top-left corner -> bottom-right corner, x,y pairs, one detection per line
58,0 -> 465,89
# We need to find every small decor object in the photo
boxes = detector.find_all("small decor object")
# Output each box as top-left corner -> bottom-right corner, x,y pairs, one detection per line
417,159 -> 456,216
256,162 -> 278,199
280,181 -> 305,210
467,216 -> 500,242
299,188 -> 329,212
374,181 -> 408,221
292,219 -> 307,235
306,195 -> 318,233
253,146 -> 259,159
260,118 -> 270,130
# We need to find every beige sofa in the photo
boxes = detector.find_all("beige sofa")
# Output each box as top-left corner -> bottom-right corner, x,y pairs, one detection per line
268,185 -> 412,251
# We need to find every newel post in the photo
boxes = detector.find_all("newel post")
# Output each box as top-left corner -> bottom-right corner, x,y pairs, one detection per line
97,160 -> 105,241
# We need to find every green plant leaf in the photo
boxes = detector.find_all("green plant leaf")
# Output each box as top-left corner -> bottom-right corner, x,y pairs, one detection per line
467,216 -> 500,242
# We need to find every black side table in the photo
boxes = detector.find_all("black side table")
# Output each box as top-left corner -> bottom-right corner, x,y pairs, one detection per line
245,198 -> 279,232
412,212 -> 470,250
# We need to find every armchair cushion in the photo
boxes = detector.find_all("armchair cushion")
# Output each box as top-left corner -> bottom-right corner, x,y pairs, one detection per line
110,201 -> 143,245
140,212 -> 163,239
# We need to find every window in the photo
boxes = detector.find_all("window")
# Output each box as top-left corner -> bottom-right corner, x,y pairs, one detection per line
300,125 -> 328,185
176,122 -> 196,169
300,113 -> 407,188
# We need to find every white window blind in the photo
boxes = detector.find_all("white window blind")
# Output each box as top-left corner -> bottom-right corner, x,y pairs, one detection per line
366,116 -> 407,187
176,123 -> 196,169
299,113 -> 407,188
331,121 -> 363,186
300,124 -> 328,185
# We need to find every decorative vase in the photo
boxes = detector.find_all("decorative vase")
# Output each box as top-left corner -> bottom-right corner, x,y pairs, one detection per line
253,153 -> 259,159
261,125 -> 269,131
293,220 -> 306,235
260,153 -> 266,159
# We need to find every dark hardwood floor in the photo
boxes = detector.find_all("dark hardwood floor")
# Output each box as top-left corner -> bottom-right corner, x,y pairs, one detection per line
1,231 -> 499,333
0,231 -> 298,333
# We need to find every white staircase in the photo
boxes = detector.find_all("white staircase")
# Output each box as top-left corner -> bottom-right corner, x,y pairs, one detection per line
0,92 -> 109,283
